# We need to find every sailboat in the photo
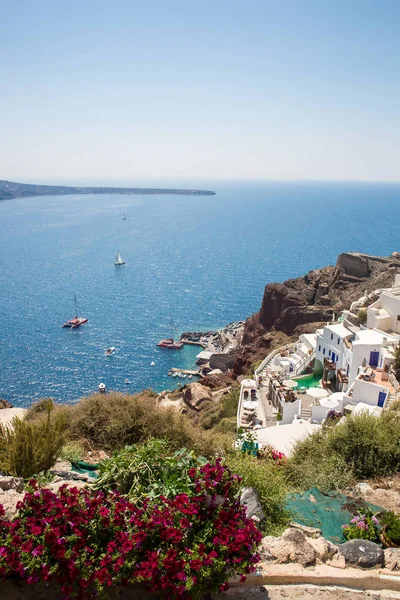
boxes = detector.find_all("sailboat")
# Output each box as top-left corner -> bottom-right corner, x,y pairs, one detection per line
123,213 -> 126,220
62,292 -> 88,329
157,316 -> 183,349
115,250 -> 125,265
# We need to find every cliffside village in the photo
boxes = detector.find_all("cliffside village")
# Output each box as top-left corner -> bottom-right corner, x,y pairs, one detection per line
237,269 -> 400,455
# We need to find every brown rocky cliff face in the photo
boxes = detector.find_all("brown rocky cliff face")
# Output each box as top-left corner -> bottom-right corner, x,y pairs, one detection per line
237,252 -> 400,374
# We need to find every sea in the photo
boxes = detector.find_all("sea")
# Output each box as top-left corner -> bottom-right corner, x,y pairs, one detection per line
1,180 -> 400,407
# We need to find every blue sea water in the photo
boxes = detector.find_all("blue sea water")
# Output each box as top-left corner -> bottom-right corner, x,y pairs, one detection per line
0,180 -> 400,407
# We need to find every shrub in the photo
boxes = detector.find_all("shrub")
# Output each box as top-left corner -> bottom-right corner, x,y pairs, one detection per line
287,410 -> 400,491
67,392 -> 232,458
94,439 -> 208,504
285,428 -> 355,492
59,441 -> 85,464
342,509 -> 380,541
224,451 -> 290,535
0,465 -> 261,599
357,309 -> 367,325
0,400 -> 66,478
380,511 -> 400,545
198,388 -> 239,431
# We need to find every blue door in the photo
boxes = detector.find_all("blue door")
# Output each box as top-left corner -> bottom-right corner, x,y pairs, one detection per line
369,351 -> 379,367
378,391 -> 387,408
332,352 -> 336,363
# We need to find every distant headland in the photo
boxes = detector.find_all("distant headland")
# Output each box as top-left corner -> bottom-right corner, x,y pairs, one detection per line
0,179 -> 216,201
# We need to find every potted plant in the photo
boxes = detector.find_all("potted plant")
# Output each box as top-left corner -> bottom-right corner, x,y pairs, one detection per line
379,511 -> 400,548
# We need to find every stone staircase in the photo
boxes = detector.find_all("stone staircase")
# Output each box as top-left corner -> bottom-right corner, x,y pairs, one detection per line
299,407 -> 312,420
291,350 -> 316,377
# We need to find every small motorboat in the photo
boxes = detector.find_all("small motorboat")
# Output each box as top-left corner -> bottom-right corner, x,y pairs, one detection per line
180,374 -> 187,379
188,374 -> 192,379
98,383 -> 106,393
172,373 -> 178,378
125,378 -> 132,385
151,361 -> 155,366
105,347 -> 116,356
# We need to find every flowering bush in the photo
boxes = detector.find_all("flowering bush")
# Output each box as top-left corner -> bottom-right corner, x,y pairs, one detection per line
0,459 -> 261,599
342,509 -> 380,541
257,446 -> 286,466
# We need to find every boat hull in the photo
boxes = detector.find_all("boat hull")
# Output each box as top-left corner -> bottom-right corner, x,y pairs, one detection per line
63,317 -> 88,329
157,338 -> 183,349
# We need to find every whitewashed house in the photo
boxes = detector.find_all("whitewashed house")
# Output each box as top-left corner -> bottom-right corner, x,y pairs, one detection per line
315,323 -> 354,374
367,287 -> 400,335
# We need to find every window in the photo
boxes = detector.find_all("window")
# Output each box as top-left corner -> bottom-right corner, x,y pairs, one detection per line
329,350 -> 331,356
323,348 -> 326,355
337,337 -> 340,345
331,333 -> 333,340
318,345 -> 321,352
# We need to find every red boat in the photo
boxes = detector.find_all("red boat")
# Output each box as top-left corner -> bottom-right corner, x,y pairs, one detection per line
62,293 -> 88,329
157,338 -> 183,350
63,316 -> 88,329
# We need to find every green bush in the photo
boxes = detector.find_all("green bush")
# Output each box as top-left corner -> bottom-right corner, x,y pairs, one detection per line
94,438 -> 208,504
0,400 -> 66,478
67,392 -> 232,459
286,411 -> 400,491
198,388 -> 239,430
357,309 -> 367,324
59,441 -> 85,464
380,511 -> 400,544
224,451 -> 290,535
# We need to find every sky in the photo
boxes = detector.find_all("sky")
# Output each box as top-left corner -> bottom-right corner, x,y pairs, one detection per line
1,0 -> 400,183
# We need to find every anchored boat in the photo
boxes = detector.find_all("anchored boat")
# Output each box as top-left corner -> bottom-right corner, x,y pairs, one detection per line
62,292 -> 88,329
157,317 -> 183,349
115,250 -> 125,265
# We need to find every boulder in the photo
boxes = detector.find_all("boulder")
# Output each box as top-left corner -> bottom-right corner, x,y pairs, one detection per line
0,476 -> 24,493
0,489 -> 24,519
50,470 -> 90,482
326,553 -> 346,569
339,539 -> 384,569
307,535 -> 337,563
240,487 -> 265,529
46,480 -> 88,494
0,399 -> 13,410
384,548 -> 400,571
268,528 -> 316,566
290,522 -> 322,538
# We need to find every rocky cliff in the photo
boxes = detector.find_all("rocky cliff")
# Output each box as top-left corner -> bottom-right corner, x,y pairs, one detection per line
237,252 -> 400,374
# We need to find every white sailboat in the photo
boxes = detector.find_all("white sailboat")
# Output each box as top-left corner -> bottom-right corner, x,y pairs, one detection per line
115,250 -> 125,265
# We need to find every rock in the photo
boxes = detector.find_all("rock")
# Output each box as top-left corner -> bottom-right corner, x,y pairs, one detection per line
240,487 -> 266,529
290,522 -> 322,538
268,528 -> 316,566
384,548 -> 400,571
0,476 -> 24,493
339,539 -> 384,569
307,536 -> 338,563
0,399 -> 13,409
354,482 -> 373,495
0,489 -> 24,519
326,553 -> 346,569
50,470 -> 90,481
46,480 -> 87,494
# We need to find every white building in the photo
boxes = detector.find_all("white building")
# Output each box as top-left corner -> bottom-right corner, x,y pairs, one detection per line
367,288 -> 400,334
315,323 -> 354,374
343,365 -> 395,409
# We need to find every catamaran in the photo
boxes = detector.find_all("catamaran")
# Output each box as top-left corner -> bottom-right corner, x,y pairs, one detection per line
115,250 -> 125,265
62,292 -> 88,329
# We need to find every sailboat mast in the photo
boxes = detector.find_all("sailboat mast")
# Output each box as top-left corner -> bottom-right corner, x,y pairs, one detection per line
74,291 -> 78,316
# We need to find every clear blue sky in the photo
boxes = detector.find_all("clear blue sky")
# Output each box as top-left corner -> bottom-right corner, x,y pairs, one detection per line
1,0 -> 400,183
